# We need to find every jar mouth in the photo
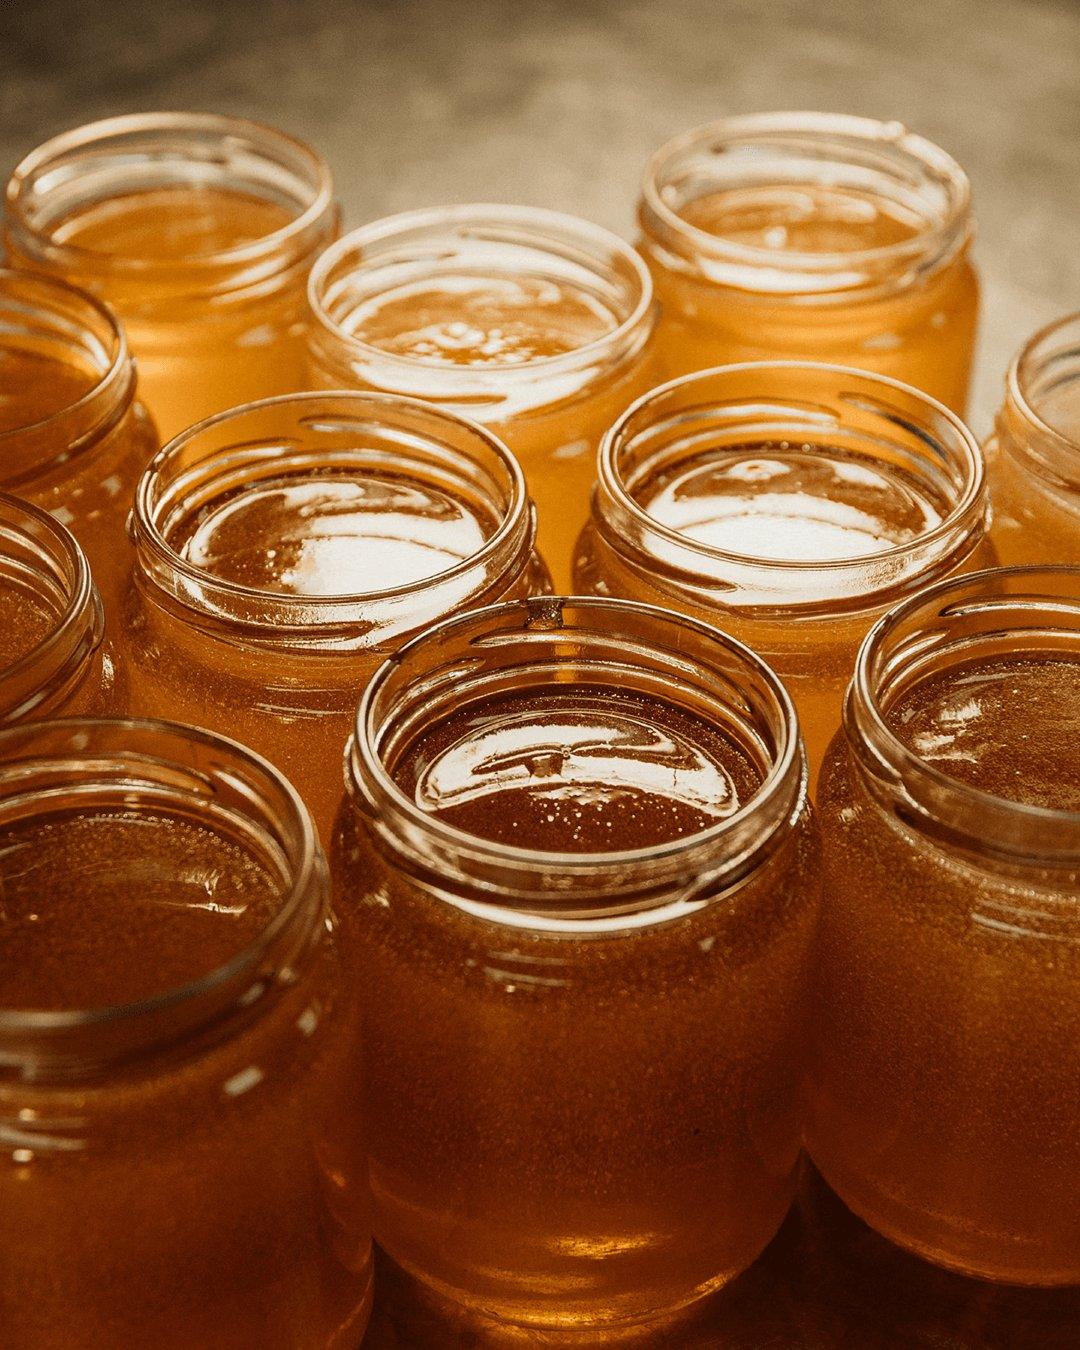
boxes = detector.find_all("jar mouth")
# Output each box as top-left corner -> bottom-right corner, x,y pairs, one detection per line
847,566 -> 1080,865
348,595 -> 806,920
0,494 -> 103,725
999,311 -> 1080,493
0,268 -> 134,479
0,717 -> 324,1078
595,362 -> 987,615
307,204 -> 655,405
131,391 -> 533,643
5,112 -> 337,293
640,112 -> 971,296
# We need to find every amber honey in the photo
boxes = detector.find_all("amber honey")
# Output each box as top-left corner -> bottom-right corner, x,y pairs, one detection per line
574,363 -> 993,780
985,312 -> 1080,564
809,567 -> 1080,1285
5,114 -> 338,441
639,114 -> 978,412
0,718 -> 372,1349
306,205 -> 658,588
334,597 -> 819,1330
123,392 -> 547,843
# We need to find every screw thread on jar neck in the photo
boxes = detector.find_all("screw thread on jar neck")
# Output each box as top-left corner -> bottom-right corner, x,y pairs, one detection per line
995,312 -> 1080,497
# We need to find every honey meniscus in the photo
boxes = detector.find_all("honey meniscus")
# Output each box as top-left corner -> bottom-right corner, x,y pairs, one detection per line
5,113 -> 339,441
306,204 -> 658,587
639,113 -> 978,412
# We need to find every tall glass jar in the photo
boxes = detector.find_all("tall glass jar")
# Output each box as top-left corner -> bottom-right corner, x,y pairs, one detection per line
124,391 -> 548,842
574,362 -> 992,779
0,268 -> 157,614
306,205 -> 658,588
0,717 -> 372,1348
5,113 -> 339,441
0,493 -> 121,724
809,566 -> 1080,1285
334,596 -> 820,1332
639,113 -> 978,412
985,312 -> 1080,564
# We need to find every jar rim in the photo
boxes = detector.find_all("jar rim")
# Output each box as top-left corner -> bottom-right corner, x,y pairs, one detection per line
1000,310 -> 1080,487
348,594 -> 806,917
640,112 -> 972,294
0,716 -> 324,1065
307,202 -> 656,384
5,111 -> 337,281
595,360 -> 987,611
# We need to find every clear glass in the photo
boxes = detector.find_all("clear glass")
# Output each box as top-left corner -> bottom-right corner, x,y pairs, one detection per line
985,312 -> 1080,564
639,113 -> 979,412
0,717 -> 373,1347
306,204 -> 658,588
0,493 -> 121,723
123,391 -> 548,842
809,566 -> 1080,1285
5,113 -> 339,441
574,362 -> 993,781
0,268 -> 157,614
334,595 -> 819,1331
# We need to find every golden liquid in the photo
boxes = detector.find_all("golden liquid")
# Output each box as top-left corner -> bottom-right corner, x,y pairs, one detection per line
334,683 -> 818,1328
311,273 -> 657,590
0,347 -> 97,433
574,441 -> 972,782
0,579 -> 55,671
21,187 -> 316,441
0,805 -> 373,1349
644,185 -> 978,413
810,654 -> 1080,1284
124,468 -> 537,843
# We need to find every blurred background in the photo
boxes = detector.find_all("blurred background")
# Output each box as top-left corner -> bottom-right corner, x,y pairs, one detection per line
2,0 -> 1078,426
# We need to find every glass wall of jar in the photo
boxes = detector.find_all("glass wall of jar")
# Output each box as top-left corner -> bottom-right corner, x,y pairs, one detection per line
335,595 -> 820,1332
0,493 -> 122,725
574,362 -> 992,780
0,268 -> 157,614
985,313 -> 1080,565
0,717 -> 372,1348
124,391 -> 547,843
306,204 -> 658,588
638,113 -> 978,413
5,113 -> 339,442
808,566 -> 1080,1285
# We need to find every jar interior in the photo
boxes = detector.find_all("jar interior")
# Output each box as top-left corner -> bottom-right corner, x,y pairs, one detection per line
1010,313 -> 1080,473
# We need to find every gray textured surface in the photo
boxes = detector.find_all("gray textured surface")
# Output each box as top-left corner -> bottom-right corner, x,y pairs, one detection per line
3,0 -> 1080,430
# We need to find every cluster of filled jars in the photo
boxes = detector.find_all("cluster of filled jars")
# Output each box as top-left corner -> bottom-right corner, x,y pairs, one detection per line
0,110 -> 1076,1348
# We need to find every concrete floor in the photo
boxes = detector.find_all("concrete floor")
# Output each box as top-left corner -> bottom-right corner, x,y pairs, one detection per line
2,1 -> 1079,1344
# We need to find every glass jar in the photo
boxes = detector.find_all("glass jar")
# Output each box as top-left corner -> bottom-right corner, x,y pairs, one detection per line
809,566 -> 1080,1285
985,312 -> 1080,565
0,717 -> 372,1348
574,362 -> 992,780
0,268 -> 157,614
306,204 -> 658,588
0,493 -> 121,724
124,391 -> 548,843
639,113 -> 978,413
5,113 -> 339,442
335,595 -> 819,1331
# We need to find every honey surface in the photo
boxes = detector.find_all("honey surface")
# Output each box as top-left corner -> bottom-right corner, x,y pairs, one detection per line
0,580 -> 56,670
680,185 -> 923,253
0,347 -> 98,433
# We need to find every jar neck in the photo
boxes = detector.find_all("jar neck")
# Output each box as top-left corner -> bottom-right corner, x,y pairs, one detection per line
0,494 -> 104,724
0,268 -> 138,486
0,717 -> 327,1083
994,312 -> 1080,500
131,392 -> 539,652
640,112 -> 972,300
307,204 -> 656,419
594,362 -> 988,617
5,112 -> 338,303
347,595 -> 806,923
844,566 -> 1080,869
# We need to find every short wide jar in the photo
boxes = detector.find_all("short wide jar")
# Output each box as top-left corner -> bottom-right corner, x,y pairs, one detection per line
0,718 -> 372,1348
639,113 -> 978,412
335,596 -> 820,1331
809,567 -> 1080,1285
